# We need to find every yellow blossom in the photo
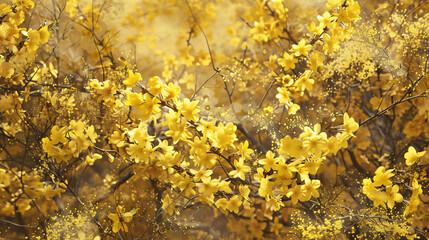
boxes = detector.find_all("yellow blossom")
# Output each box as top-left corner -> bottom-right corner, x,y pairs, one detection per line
307,21 -> 324,35
373,166 -> 394,187
286,182 -> 303,205
123,70 -> 142,87
162,194 -> 175,215
276,87 -> 291,104
343,112 -> 359,137
108,207 -> 136,233
227,195 -> 243,213
288,103 -> 300,115
236,140 -> 254,160
215,198 -> 228,211
270,217 -> 283,235
317,11 -> 337,28
180,98 -> 200,122
278,52 -> 298,71
384,185 -> 403,209
291,39 -> 312,57
239,185 -> 251,201
85,153 -> 102,165
124,92 -> 143,106
230,158 -> 251,180
404,146 -> 425,166
258,150 -> 280,171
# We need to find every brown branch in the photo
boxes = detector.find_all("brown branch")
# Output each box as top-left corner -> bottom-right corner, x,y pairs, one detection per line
94,169 -> 135,204
360,91 -> 428,126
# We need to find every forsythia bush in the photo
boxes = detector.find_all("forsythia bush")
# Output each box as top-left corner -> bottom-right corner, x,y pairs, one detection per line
0,0 -> 428,239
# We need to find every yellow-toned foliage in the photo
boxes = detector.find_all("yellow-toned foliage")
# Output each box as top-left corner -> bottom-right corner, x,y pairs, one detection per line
0,0 -> 429,239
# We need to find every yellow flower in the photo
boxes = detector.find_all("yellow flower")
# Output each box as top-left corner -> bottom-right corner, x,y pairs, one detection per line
236,140 -> 254,160
307,21 -> 324,35
343,112 -> 359,137
162,82 -> 181,101
179,46 -> 195,67
373,166 -> 394,187
135,93 -> 161,121
188,136 -> 209,157
300,123 -> 328,158
404,179 -> 422,216
303,178 -> 321,198
258,177 -> 275,199
193,152 -> 217,168
276,87 -> 291,104
196,119 -> 217,138
263,106 -> 273,118
123,70 -> 142,87
326,0 -> 343,10
280,74 -> 294,87
324,136 -> 340,155
338,0 -> 361,23
286,183 -> 302,205
165,120 -> 191,144
296,70 -> 314,91
384,185 -> 403,209
0,4 -> 11,15
163,54 -> 178,70
253,167 -> 265,182
277,52 -> 298,71
217,180 -> 232,193
258,150 -> 280,171
164,65 -> 176,82
149,76 -> 164,95
27,29 -> 41,53
0,60 -> 14,78
289,162 -> 309,181
162,194 -> 175,215
239,185 -> 251,201
85,153 -> 102,166
270,217 -> 283,235
39,26 -> 50,44
0,168 -> 11,188
404,146 -> 425,166
107,206 -> 136,233
180,98 -> 200,122
304,159 -> 322,175
309,52 -> 325,72
215,198 -> 228,211
191,168 -> 212,183
279,136 -> 308,159
198,177 -> 218,195
291,39 -> 312,57
109,131 -> 126,148
323,33 -> 339,54
275,161 -> 293,184
266,195 -> 284,211
124,92 -> 143,106
179,72 -> 195,90
250,17 -> 268,42
12,0 -> 34,11
213,123 -> 237,151
227,195 -> 242,213
362,178 -> 386,207
230,158 -> 251,180
317,11 -> 336,28
288,103 -> 300,115
126,142 -> 153,164
173,173 -> 196,197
